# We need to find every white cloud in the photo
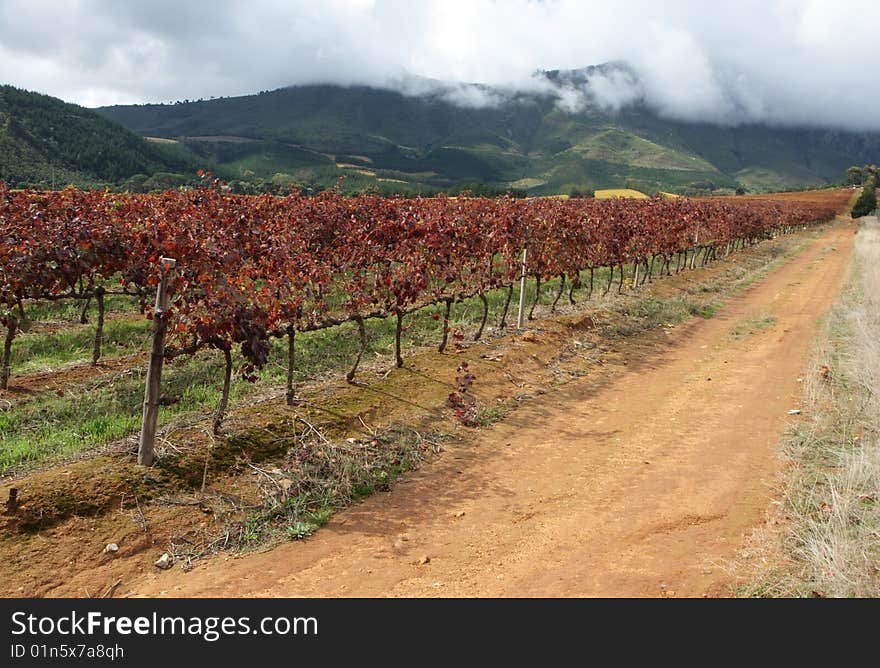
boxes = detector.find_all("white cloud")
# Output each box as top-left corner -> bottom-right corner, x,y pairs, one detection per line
0,0 -> 877,130
585,69 -> 644,113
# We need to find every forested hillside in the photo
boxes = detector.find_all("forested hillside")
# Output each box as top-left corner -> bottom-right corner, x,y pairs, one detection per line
0,85 -> 199,189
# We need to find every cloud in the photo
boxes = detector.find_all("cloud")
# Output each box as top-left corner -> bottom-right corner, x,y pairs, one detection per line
0,0 -> 877,131
391,75 -> 514,109
583,68 -> 644,113
526,63 -> 646,114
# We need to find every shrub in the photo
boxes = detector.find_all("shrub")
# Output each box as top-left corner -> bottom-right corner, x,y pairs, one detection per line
851,177 -> 877,218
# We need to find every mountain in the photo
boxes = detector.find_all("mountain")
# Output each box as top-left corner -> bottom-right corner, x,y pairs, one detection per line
85,65 -> 880,194
0,85 -> 200,189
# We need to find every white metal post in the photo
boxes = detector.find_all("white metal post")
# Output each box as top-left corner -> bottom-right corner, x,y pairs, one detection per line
516,248 -> 528,329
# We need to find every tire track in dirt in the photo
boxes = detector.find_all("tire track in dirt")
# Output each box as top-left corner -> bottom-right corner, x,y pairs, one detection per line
129,221 -> 855,598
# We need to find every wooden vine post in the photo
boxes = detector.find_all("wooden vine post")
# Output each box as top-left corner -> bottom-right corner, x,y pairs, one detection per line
138,257 -> 176,467
0,314 -> 18,391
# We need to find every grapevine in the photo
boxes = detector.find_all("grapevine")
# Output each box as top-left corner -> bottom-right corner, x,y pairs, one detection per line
0,181 -> 845,433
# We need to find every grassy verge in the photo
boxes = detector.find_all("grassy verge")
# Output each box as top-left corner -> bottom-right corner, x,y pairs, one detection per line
8,292 -> 148,374
744,219 -> 880,597
599,239 -> 805,339
12,318 -> 150,374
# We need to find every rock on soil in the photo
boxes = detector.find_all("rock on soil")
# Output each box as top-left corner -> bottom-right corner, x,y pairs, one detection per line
154,553 -> 172,570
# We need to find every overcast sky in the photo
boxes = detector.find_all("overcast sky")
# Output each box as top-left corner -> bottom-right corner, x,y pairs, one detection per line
0,0 -> 876,130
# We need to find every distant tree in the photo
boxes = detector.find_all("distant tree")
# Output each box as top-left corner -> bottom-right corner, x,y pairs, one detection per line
845,165 -> 880,186
678,180 -> 720,197
121,173 -> 150,193
143,172 -> 190,191
846,166 -> 865,185
624,178 -> 649,192
449,182 -> 518,197
851,177 -> 878,218
568,187 -> 595,199
735,186 -> 747,195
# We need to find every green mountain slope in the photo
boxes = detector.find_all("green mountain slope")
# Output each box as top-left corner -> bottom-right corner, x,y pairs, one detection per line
0,85 -> 200,189
1,62 -> 868,195
97,74 -> 880,194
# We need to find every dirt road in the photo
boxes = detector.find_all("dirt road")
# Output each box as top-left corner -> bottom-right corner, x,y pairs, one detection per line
131,221 -> 855,598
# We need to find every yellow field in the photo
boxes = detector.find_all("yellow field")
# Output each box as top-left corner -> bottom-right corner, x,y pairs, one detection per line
594,188 -> 649,199
335,164 -> 377,176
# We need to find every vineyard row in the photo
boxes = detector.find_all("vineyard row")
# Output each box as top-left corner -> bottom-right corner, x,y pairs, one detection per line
0,183 -> 844,434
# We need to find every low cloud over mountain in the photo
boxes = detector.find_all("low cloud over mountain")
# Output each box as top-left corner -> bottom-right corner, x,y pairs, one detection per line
1,0 -> 876,131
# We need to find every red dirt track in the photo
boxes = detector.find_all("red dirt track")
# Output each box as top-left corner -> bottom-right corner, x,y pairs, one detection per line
123,220 -> 854,598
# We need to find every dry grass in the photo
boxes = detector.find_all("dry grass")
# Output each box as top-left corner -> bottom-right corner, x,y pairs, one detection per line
594,188 -> 649,199
745,217 -> 880,597
146,421 -> 446,571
